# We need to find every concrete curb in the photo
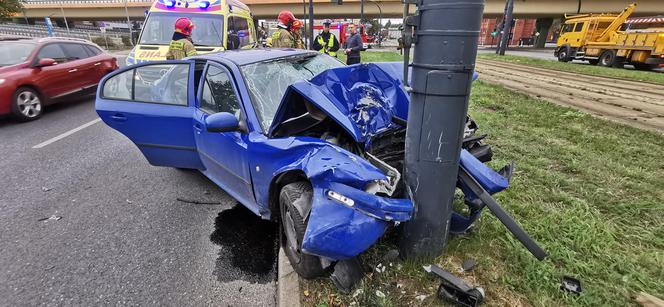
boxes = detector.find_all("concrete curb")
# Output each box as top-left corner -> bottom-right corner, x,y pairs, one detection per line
277,247 -> 301,307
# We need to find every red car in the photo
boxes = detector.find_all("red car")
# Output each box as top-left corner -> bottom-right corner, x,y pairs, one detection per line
0,37 -> 118,121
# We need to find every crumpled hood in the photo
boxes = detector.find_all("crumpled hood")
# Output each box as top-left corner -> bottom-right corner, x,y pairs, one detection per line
268,63 -> 410,144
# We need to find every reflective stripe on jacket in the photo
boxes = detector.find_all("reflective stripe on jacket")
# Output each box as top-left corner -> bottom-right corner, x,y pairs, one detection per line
165,38 -> 197,60
316,33 -> 337,56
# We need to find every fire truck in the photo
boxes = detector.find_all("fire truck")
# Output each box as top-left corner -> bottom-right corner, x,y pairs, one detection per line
555,3 -> 664,70
313,22 -> 373,50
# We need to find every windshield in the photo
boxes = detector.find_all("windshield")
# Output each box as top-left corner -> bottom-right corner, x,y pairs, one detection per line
0,43 -> 35,66
241,54 -> 345,130
139,12 -> 223,46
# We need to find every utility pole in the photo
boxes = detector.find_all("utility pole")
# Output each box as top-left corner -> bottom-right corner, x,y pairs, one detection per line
60,6 -> 70,34
360,0 -> 365,24
400,0 -> 485,258
309,0 -> 314,50
498,0 -> 514,55
124,0 -> 134,46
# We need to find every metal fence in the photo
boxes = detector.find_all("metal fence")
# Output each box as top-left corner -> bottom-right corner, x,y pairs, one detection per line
0,23 -> 127,40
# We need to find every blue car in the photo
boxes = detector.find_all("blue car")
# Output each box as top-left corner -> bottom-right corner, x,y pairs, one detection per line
97,49 -> 417,278
96,49 -> 514,279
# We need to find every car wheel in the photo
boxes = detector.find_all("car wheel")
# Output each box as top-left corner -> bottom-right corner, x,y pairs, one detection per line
279,181 -> 325,279
12,87 -> 43,121
599,50 -> 617,67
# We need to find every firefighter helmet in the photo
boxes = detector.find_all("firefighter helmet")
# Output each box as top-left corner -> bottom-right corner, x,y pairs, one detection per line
278,11 -> 296,26
174,17 -> 195,36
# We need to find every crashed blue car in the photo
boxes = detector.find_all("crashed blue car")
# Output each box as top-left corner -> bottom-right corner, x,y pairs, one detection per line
96,49 -> 508,279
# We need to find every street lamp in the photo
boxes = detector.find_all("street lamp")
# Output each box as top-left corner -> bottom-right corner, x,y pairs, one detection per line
367,0 -> 382,47
59,5 -> 71,34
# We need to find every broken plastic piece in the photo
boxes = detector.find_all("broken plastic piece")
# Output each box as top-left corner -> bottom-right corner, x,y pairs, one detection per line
330,257 -> 364,294
38,215 -> 62,222
462,259 -> 477,272
560,276 -> 582,294
424,264 -> 484,307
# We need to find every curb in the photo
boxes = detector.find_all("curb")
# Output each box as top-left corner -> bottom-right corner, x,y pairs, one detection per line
277,247 -> 301,307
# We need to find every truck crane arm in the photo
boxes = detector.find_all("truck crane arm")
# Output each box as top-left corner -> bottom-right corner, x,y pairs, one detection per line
596,3 -> 637,42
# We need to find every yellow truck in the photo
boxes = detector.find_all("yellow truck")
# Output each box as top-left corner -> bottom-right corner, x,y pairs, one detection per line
555,3 -> 664,70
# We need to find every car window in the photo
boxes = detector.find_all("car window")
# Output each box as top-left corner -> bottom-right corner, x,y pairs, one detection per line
227,16 -> 252,50
61,43 -> 90,61
83,45 -> 102,57
102,63 -> 189,106
200,65 -> 240,116
37,44 -> 68,63
573,22 -> 584,32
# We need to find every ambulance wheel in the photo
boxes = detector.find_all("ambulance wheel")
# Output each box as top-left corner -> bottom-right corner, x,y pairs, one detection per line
279,181 -> 325,279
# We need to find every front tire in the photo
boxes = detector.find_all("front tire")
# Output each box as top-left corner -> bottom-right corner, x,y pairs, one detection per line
12,87 -> 43,121
279,181 -> 324,279
557,46 -> 571,62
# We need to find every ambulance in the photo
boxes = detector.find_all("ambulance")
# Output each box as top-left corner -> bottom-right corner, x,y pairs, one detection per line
126,0 -> 257,65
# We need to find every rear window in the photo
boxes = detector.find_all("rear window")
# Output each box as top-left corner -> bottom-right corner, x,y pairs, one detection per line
84,45 -> 103,56
61,43 -> 90,61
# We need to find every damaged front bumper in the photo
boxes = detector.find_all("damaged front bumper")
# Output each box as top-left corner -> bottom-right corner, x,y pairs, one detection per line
302,179 -> 413,260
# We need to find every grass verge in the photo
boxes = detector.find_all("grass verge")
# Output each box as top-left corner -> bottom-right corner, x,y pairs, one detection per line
301,80 -> 664,306
477,53 -> 664,85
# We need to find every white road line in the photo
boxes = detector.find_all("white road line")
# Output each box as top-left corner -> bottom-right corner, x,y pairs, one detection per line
32,118 -> 102,149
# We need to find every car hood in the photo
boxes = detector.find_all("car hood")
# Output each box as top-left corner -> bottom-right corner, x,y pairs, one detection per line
0,63 -> 24,74
268,63 -> 410,144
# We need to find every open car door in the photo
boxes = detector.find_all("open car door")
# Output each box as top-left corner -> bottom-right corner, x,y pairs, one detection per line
96,61 -> 204,169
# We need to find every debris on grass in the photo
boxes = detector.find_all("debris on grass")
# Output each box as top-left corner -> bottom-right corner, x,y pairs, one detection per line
375,290 -> 386,298
303,289 -> 310,297
560,276 -> 582,295
462,259 -> 477,272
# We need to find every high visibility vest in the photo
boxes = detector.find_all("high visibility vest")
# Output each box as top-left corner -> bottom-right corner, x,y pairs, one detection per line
317,34 -> 336,57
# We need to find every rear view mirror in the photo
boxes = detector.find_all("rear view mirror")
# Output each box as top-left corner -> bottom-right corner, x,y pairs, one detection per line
206,112 -> 239,133
35,58 -> 57,67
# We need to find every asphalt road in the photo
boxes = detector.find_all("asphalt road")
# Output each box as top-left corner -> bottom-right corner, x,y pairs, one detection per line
0,55 -> 277,306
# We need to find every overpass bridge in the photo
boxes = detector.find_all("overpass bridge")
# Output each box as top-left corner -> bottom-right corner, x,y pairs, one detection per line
18,0 -> 664,20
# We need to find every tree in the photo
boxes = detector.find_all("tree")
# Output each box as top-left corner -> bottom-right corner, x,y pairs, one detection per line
0,0 -> 24,19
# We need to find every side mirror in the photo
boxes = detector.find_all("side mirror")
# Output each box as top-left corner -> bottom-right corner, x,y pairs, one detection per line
35,58 -> 57,67
205,112 -> 239,133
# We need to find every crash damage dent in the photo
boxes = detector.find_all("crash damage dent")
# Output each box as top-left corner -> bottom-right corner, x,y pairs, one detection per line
270,142 -> 413,260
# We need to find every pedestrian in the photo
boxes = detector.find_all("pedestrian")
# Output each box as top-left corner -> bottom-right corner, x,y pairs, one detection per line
313,19 -> 340,57
271,10 -> 297,48
291,20 -> 306,49
343,23 -> 362,65
165,18 -> 197,60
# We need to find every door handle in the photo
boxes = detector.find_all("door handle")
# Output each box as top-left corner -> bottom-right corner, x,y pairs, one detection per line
110,113 -> 127,122
68,69 -> 78,73
94,63 -> 102,66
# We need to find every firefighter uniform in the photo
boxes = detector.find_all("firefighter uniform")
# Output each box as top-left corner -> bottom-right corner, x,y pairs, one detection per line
271,28 -> 295,48
165,38 -> 197,60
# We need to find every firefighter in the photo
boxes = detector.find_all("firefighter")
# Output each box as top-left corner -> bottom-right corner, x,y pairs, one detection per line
271,10 -> 297,48
291,20 -> 306,49
165,18 -> 197,60
313,20 -> 340,56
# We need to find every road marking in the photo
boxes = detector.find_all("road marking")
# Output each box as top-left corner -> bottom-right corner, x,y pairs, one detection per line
32,118 -> 102,149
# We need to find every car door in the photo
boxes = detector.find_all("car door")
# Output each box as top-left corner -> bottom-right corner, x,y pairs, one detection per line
97,61 -> 204,169
60,43 -> 97,92
193,63 -> 255,205
31,43 -> 81,100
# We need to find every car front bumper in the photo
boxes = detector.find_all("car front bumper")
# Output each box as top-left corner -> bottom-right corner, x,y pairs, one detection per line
302,179 -> 413,260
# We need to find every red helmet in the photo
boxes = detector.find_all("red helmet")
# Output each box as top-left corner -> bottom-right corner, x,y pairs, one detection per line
291,20 -> 303,30
174,17 -> 195,36
278,11 -> 296,25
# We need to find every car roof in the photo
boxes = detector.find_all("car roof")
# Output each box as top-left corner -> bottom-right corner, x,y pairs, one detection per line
192,48 -> 319,66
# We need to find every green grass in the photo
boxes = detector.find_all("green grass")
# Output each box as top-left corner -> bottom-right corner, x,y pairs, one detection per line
336,50 -> 405,63
302,77 -> 664,306
477,53 -> 664,85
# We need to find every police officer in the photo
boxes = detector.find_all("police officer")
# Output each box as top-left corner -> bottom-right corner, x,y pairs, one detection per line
271,11 -> 297,48
313,20 -> 340,56
165,18 -> 197,60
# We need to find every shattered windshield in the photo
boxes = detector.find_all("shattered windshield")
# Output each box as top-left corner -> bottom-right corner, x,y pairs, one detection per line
241,54 -> 345,130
